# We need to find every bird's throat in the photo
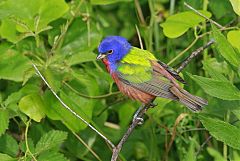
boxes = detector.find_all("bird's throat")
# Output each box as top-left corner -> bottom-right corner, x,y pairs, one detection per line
102,58 -> 117,73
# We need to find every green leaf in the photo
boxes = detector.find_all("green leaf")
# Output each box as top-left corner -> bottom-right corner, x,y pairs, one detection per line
19,93 -> 46,122
38,151 -> 69,161
160,11 -> 212,38
35,130 -> 68,154
90,0 -> 132,5
61,18 -> 102,56
207,148 -> 225,161
212,24 -> 240,69
232,109 -> 240,120
202,58 -> 229,81
66,51 -> 97,66
0,49 -> 32,82
0,153 -> 17,161
0,134 -> 18,157
183,138 -> 196,161
190,74 -> 240,100
0,0 -> 68,42
229,0 -> 240,16
199,115 -> 240,150
38,0 -> 69,29
227,30 -> 240,50
0,19 -> 18,43
209,0 -> 234,19
0,109 -> 9,136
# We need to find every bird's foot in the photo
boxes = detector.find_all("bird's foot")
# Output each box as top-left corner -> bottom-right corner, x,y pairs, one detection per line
133,116 -> 144,125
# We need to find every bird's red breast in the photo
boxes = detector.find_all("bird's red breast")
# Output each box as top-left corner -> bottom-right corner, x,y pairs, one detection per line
102,58 -> 111,73
101,58 -> 155,103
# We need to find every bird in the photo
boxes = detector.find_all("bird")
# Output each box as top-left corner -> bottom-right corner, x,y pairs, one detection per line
96,36 -> 208,112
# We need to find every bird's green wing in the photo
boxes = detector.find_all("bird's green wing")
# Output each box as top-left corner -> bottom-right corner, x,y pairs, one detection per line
116,47 -> 177,99
117,47 -> 155,83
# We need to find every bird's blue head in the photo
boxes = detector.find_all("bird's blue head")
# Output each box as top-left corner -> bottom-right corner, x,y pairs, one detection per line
97,36 -> 132,71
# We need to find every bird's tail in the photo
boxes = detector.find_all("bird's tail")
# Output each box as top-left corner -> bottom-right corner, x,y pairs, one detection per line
170,87 -> 208,112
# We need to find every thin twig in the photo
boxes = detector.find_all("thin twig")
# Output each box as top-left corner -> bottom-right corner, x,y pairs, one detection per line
176,39 -> 215,73
110,39 -> 215,161
184,2 -> 224,29
196,135 -> 212,156
64,82 -> 121,99
72,131 -> 102,161
135,25 -> 143,49
134,0 -> 146,26
167,37 -> 199,66
32,63 -> 115,149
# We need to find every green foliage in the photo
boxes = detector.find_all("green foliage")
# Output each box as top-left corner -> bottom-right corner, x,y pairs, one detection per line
0,0 -> 239,160
200,115 -> 240,150
0,109 -> 9,136
229,0 -> 240,16
19,93 -> 46,122
160,10 -> 212,38
35,130 -> 68,154
190,74 -> 240,100
212,24 -> 240,69
227,30 -> 240,50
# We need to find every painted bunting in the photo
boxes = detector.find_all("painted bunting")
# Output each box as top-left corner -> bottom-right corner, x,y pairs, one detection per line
97,36 -> 207,111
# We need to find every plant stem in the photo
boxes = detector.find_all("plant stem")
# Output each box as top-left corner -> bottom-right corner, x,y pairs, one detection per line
24,119 -> 37,161
63,82 -> 120,99
202,0 -> 209,60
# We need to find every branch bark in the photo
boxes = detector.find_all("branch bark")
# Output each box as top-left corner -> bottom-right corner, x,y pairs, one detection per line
110,39 -> 214,161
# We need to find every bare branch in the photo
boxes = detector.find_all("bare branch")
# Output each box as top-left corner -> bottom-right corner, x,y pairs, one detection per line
176,39 -> 215,73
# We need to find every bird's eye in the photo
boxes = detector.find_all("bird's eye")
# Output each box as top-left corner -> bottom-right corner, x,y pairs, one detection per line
107,50 -> 113,54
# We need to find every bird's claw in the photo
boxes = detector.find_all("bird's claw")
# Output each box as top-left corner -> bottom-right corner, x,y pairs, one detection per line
133,117 -> 144,125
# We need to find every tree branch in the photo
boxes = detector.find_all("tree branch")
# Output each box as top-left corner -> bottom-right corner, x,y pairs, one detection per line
110,39 -> 215,161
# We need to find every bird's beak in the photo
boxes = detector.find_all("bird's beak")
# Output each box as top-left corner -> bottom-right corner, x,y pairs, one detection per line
96,53 -> 107,60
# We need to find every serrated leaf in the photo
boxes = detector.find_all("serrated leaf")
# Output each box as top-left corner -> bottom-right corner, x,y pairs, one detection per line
229,0 -> 240,16
38,151 -> 69,161
0,153 -> 17,161
35,130 -> 68,154
19,138 -> 35,154
227,30 -> 240,50
190,74 -> 240,100
160,11 -> 212,38
0,134 -> 18,157
0,109 -> 9,136
0,49 -> 32,82
199,115 -> 240,150
19,93 -> 46,122
212,24 -> 240,69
